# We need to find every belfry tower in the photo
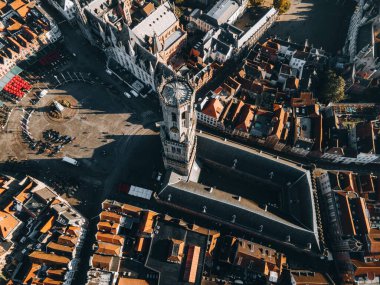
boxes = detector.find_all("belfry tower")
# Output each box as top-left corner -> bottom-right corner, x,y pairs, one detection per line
158,78 -> 197,176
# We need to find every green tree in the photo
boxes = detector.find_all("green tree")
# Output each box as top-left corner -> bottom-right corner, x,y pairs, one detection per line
319,70 -> 346,104
273,0 -> 291,14
249,0 -> 265,6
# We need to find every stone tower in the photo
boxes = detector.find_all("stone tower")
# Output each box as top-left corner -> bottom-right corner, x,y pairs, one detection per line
159,78 -> 197,176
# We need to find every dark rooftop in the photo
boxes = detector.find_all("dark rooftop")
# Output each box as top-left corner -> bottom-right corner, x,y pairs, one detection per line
158,132 -> 319,251
145,220 -> 207,285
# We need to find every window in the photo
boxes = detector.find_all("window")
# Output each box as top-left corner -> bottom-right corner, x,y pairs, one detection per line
171,146 -> 176,153
171,113 -> 177,122
176,148 -> 181,154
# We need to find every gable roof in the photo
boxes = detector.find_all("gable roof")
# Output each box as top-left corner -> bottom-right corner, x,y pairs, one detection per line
201,98 -> 224,119
117,278 -> 149,285
96,232 -> 125,245
96,242 -> 121,256
29,251 -> 70,266
0,211 -> 20,239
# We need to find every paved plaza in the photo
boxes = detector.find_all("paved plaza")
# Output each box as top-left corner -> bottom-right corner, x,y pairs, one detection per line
267,0 -> 355,53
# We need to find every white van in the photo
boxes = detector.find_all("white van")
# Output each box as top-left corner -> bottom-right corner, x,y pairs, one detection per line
62,156 -> 79,166
131,90 -> 139,97
105,69 -> 112,75
124,92 -> 131,98
39,89 -> 48,98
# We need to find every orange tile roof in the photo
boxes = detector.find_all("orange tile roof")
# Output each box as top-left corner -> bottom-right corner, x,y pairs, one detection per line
10,0 -> 25,10
43,277 -> 64,285
22,263 -> 40,284
96,242 -> 121,256
0,211 -> 20,239
121,203 -> 142,215
0,1 -> 7,10
51,198 -> 62,205
91,254 -> 113,270
7,18 -> 22,32
40,216 -> 55,234
135,237 -> 145,252
57,235 -> 78,247
117,278 -> 149,285
97,221 -> 119,234
66,226 -> 81,237
46,268 -> 67,279
142,2 -> 155,16
3,201 -> 15,215
14,181 -> 34,203
234,104 -> 255,133
183,245 -> 200,283
96,232 -> 125,245
100,211 -> 122,223
16,3 -> 29,18
202,98 -> 224,119
47,241 -> 74,253
29,251 -> 70,266
139,211 -> 157,234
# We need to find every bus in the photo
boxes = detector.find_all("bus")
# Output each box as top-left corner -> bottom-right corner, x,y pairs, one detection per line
62,156 -> 79,166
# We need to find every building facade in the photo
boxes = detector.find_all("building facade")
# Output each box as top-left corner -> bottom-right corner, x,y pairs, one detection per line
47,0 -> 77,22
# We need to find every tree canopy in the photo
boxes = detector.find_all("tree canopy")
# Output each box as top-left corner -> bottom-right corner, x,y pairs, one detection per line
318,70 -> 346,104
249,0 -> 265,6
273,0 -> 291,14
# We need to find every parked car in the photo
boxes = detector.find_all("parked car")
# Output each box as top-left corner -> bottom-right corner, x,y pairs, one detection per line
131,90 -> 138,97
123,92 -> 131,99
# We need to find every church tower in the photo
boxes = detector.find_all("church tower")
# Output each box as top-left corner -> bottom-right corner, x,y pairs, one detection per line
159,78 -> 197,176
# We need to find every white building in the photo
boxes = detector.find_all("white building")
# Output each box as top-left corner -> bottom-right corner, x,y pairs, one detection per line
289,50 -> 308,79
191,0 -> 248,32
